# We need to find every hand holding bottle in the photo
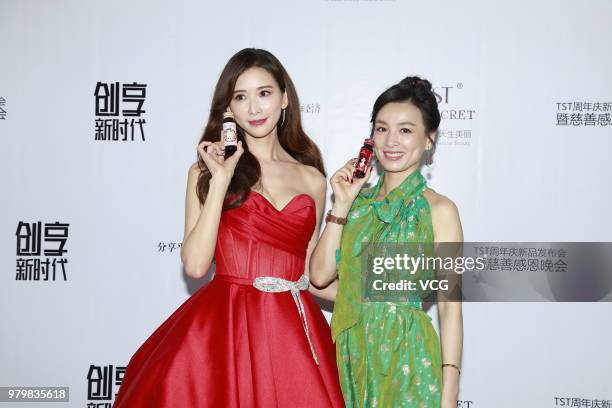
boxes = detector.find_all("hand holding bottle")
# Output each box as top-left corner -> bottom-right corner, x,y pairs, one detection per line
197,139 -> 244,187
330,157 -> 373,209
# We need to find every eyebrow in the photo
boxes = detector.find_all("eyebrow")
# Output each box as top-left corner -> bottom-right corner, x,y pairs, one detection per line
375,120 -> 417,126
233,85 -> 274,94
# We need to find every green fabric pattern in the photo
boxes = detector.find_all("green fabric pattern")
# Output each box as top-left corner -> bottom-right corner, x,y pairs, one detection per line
331,169 -> 442,407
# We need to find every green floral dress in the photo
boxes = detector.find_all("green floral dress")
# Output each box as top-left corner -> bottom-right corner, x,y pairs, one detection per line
331,169 -> 442,408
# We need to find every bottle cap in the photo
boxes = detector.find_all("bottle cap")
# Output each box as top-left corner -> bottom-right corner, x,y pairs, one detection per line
223,111 -> 234,119
363,138 -> 374,146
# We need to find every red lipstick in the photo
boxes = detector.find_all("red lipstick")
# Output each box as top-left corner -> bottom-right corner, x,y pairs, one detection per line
248,118 -> 267,126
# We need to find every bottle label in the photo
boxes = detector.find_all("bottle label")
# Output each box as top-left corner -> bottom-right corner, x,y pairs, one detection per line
222,122 -> 237,146
354,147 -> 373,176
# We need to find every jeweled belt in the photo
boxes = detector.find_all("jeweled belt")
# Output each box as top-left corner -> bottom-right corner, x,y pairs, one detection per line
214,273 -> 319,365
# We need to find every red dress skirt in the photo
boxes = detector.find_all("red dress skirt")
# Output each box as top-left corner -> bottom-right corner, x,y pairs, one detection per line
112,191 -> 345,407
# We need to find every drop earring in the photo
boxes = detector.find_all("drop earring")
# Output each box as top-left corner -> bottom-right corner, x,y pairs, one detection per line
280,108 -> 286,127
424,147 -> 433,180
425,148 -> 433,165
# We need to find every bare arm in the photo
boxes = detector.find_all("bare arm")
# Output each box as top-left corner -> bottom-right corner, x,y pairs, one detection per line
308,199 -> 351,288
302,169 -> 338,301
309,159 -> 372,288
431,197 -> 464,407
181,140 -> 244,279
180,163 -> 230,279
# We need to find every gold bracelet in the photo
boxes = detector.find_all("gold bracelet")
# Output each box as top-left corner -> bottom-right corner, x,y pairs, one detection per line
442,363 -> 461,375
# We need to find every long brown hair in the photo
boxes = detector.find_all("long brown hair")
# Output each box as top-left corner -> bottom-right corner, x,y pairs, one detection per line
196,48 -> 326,209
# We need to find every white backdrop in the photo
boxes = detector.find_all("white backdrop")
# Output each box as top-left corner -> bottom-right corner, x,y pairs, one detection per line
1,0 -> 611,407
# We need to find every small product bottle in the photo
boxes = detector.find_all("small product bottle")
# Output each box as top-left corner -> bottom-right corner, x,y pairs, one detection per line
353,138 -> 374,179
222,111 -> 238,156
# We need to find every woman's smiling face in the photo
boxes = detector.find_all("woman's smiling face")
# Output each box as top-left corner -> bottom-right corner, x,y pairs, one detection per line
372,101 -> 433,173
228,66 -> 288,139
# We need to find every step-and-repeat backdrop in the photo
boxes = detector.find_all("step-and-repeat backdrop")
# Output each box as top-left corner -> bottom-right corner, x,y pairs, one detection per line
2,1 -> 611,407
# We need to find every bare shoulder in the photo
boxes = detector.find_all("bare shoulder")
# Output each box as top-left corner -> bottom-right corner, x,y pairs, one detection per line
187,162 -> 207,188
423,188 -> 462,241
423,189 -> 458,217
298,164 -> 326,190
188,162 -> 203,176
296,164 -> 327,204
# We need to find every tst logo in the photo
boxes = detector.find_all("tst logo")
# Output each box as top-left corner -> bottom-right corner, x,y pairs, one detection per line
433,83 -> 463,105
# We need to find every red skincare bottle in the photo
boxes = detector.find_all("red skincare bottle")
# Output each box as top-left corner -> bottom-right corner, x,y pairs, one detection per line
353,138 -> 374,179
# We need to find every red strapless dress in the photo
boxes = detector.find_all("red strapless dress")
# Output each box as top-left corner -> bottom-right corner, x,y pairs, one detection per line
112,191 -> 345,407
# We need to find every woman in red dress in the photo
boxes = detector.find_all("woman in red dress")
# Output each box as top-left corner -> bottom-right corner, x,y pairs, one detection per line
113,48 -> 344,407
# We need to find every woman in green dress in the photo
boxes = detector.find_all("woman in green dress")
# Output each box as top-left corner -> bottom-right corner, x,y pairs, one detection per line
310,76 -> 463,407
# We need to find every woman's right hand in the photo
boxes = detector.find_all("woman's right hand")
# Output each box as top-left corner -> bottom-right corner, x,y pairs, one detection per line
197,140 -> 244,186
330,158 -> 373,206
